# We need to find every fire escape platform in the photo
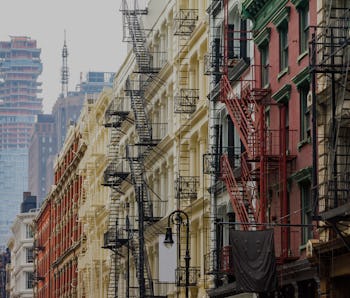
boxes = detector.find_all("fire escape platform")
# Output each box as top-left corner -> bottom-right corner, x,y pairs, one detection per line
320,201 -> 350,221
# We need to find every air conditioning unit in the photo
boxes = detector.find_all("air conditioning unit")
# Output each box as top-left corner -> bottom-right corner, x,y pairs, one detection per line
306,239 -> 320,258
307,91 -> 312,109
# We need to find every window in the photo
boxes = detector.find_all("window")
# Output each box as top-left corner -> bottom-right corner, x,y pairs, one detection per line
25,224 -> 34,238
26,271 -> 34,289
228,24 -> 235,59
299,4 -> 309,54
300,84 -> 310,140
301,182 -> 312,244
279,23 -> 289,71
261,44 -> 269,87
26,247 -> 34,263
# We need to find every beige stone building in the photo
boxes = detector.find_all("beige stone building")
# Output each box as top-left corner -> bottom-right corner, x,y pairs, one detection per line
99,0 -> 210,297
76,90 -> 113,297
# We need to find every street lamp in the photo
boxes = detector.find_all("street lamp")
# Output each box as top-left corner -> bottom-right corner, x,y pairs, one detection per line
163,209 -> 190,298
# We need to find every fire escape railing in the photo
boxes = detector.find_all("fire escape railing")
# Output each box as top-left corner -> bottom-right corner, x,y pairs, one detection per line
119,0 -> 168,297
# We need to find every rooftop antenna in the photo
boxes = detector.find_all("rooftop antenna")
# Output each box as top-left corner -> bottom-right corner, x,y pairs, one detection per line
61,30 -> 69,98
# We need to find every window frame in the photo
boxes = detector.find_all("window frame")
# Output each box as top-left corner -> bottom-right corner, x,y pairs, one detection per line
25,271 -> 34,289
26,247 -> 34,263
260,43 -> 269,87
299,4 -> 309,54
299,83 -> 310,141
279,22 -> 289,71
25,224 -> 34,239
300,182 -> 312,245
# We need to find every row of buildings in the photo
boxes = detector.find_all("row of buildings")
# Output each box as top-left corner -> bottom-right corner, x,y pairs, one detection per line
0,34 -> 115,247
0,36 -> 115,296
11,0 -> 350,297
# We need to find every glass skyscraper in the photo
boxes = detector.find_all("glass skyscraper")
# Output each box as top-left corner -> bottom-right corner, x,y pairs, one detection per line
0,36 -> 42,247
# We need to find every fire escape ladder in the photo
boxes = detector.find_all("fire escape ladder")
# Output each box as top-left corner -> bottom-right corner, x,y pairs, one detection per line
103,103 -> 130,192
220,154 -> 257,230
126,78 -> 153,145
329,30 -> 350,207
312,7 -> 350,215
126,145 -> 155,222
130,237 -> 154,297
240,153 -> 260,222
107,248 -> 121,298
220,75 -> 258,157
121,0 -> 153,73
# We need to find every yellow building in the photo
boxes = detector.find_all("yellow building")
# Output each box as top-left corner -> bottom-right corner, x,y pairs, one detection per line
76,90 -> 113,298
100,0 -> 210,297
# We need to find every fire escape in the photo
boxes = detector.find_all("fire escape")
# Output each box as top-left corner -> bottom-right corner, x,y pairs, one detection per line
172,3 -> 200,289
218,0 -> 270,231
310,6 -> 350,250
102,97 -> 132,298
102,0 -> 167,297
204,0 -> 287,284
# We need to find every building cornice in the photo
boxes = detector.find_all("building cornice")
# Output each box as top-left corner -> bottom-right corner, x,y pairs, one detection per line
292,66 -> 310,88
242,0 -> 288,31
272,84 -> 292,104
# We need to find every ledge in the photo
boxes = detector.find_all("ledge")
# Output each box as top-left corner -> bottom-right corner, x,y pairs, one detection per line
297,137 -> 311,151
277,67 -> 289,81
297,51 -> 308,64
254,27 -> 271,47
272,83 -> 291,104
290,166 -> 312,183
292,66 -> 310,88
272,6 -> 290,28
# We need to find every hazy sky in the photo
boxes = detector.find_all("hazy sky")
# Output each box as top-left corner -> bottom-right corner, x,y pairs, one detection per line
0,0 -> 127,113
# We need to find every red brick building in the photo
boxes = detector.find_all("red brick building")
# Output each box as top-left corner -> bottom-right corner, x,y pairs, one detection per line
242,0 -> 318,293
208,0 -> 320,297
34,128 -> 85,298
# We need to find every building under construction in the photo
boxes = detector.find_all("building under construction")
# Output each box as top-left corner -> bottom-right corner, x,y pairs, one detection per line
0,36 -> 42,247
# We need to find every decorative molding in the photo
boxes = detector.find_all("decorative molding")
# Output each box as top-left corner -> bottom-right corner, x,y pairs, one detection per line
292,67 -> 310,88
272,6 -> 290,28
290,166 -> 312,183
272,84 -> 292,104
243,0 -> 288,31
254,27 -> 271,47
291,0 -> 308,9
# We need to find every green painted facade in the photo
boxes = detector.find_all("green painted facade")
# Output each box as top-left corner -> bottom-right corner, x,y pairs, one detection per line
242,0 -> 288,31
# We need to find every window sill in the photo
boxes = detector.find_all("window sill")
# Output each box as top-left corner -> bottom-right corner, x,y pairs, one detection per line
297,137 -> 311,151
277,67 -> 289,81
298,51 -> 308,64
299,244 -> 307,251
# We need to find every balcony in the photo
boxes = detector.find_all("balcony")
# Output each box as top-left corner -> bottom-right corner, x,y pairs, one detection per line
174,89 -> 199,114
174,9 -> 198,36
319,172 -> 350,221
175,266 -> 200,287
176,176 -> 200,200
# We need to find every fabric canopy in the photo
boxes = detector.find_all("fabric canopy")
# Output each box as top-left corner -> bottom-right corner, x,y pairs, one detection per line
230,229 -> 277,293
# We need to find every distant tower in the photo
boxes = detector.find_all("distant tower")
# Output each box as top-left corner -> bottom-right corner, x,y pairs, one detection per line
61,30 -> 69,97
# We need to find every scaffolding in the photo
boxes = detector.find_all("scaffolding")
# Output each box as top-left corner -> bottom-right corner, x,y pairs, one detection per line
310,5 -> 350,249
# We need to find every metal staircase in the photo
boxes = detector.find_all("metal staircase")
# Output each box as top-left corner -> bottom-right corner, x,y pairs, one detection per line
125,78 -> 153,144
126,145 -> 155,222
217,0 -> 273,231
220,77 -> 260,157
310,6 -> 350,250
130,237 -> 154,297
120,0 -> 167,297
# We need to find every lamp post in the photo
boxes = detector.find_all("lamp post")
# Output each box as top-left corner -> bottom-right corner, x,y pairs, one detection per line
163,209 -> 190,298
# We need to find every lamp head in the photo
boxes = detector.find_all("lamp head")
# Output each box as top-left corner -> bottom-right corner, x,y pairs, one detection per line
163,226 -> 174,248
